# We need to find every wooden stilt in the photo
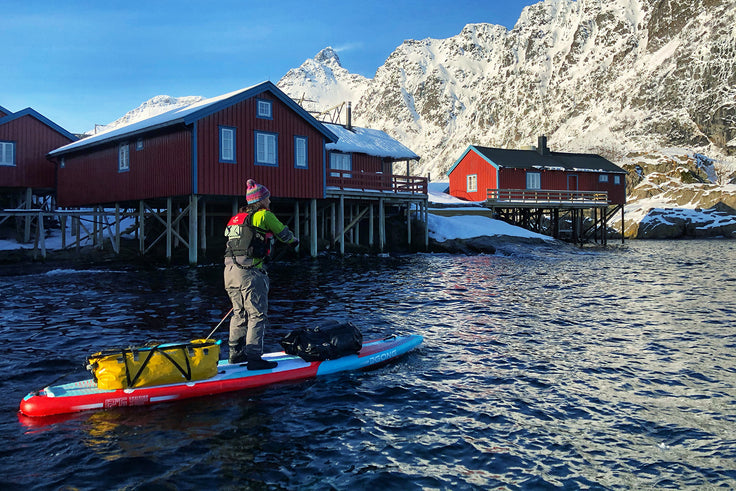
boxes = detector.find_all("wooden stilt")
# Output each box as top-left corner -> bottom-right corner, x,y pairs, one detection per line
406,202 -> 412,248
294,201 -> 301,246
330,202 -> 336,244
369,203 -> 374,248
61,214 -> 67,249
200,199 -> 207,252
139,200 -> 145,255
339,195 -> 345,255
379,198 -> 385,252
310,199 -> 317,258
424,200 -> 429,250
166,197 -> 172,261
188,195 -> 198,265
24,187 -> 32,243
115,204 -> 121,253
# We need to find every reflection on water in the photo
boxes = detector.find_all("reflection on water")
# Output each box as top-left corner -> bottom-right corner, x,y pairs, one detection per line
1,240 -> 736,489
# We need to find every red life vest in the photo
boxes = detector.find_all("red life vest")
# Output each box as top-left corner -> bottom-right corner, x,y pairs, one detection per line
224,213 -> 270,259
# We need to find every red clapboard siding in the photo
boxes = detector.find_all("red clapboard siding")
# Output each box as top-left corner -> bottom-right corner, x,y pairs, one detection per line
195,93 -> 326,199
57,128 -> 192,207
447,150 -> 498,201
0,114 -> 74,189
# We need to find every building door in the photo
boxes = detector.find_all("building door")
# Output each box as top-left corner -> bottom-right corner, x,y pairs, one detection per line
567,174 -> 578,190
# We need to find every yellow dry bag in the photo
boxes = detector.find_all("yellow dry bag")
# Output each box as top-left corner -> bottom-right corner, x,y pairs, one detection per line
86,339 -> 221,390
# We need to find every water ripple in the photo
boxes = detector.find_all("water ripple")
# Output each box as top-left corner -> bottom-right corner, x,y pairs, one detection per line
1,241 -> 736,488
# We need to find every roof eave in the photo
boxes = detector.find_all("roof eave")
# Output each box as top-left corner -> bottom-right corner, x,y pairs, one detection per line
0,107 -> 77,142
182,81 -> 338,143
48,119 -> 186,157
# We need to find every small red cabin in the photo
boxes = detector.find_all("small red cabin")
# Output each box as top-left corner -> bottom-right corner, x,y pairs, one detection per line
0,107 -> 77,194
447,137 -> 626,206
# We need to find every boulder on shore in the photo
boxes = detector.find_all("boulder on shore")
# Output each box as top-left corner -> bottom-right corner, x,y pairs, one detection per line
634,203 -> 736,239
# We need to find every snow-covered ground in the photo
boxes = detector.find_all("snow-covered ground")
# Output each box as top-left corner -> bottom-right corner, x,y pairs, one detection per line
426,182 -> 556,242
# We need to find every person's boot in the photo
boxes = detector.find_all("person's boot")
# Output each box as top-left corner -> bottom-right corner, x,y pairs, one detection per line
247,356 -> 277,371
229,350 -> 248,365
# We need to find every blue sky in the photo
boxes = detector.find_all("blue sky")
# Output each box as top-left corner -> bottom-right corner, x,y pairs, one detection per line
3,0 -> 538,133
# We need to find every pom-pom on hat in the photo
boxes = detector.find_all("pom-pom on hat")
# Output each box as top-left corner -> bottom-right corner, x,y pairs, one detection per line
246,179 -> 270,204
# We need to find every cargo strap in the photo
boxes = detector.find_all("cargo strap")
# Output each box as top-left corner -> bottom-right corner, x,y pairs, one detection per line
89,340 -> 218,389
126,345 -> 191,388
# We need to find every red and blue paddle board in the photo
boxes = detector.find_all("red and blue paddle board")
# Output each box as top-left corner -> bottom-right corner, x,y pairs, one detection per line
19,334 -> 422,418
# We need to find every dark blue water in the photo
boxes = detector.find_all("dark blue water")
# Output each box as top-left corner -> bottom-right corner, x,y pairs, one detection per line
1,240 -> 735,489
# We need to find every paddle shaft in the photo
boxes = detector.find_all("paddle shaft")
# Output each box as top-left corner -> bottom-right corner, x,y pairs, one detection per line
206,308 -> 233,340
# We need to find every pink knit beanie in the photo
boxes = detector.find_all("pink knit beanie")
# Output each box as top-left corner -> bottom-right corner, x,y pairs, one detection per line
246,179 -> 270,204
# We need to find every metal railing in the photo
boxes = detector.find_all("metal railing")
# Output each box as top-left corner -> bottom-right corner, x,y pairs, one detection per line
486,189 -> 609,204
326,170 -> 428,195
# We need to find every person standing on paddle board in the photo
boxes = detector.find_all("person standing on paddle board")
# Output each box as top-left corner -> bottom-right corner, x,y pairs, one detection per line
224,179 -> 299,369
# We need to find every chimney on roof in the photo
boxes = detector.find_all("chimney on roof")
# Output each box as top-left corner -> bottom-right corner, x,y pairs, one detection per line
537,135 -> 549,156
346,101 -> 352,131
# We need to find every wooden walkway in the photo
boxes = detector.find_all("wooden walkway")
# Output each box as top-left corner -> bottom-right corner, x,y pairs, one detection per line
484,188 -> 623,245
486,189 -> 610,208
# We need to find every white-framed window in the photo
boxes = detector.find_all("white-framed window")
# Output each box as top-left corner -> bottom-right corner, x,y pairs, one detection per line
466,174 -> 478,193
136,138 -> 144,150
0,141 -> 15,166
60,157 -> 65,169
526,171 -> 541,190
599,174 -> 609,183
255,131 -> 277,166
257,99 -> 273,119
294,136 -> 308,169
118,143 -> 130,172
330,152 -> 352,177
219,126 -> 236,163
614,175 -> 621,185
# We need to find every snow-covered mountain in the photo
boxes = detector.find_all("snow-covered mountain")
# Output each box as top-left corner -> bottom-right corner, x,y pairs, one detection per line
88,95 -> 205,135
277,0 -> 735,182
277,47 -> 370,118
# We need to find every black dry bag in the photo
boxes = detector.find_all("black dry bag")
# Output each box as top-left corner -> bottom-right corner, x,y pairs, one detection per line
280,320 -> 363,362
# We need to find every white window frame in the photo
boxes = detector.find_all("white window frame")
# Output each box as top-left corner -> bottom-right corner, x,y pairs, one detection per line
526,171 -> 541,190
0,141 -> 15,166
330,152 -> 352,177
294,136 -> 308,169
219,126 -> 236,163
136,138 -> 144,151
118,143 -> 130,172
257,100 -> 273,119
614,175 -> 621,185
466,174 -> 478,193
255,131 -> 278,166
599,174 -> 609,183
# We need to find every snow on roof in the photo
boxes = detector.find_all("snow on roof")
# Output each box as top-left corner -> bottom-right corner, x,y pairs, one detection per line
446,145 -> 626,176
49,82 -> 337,156
49,86 -> 256,156
325,123 -> 419,160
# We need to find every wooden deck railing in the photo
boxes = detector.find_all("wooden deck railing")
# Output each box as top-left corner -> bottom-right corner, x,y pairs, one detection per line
326,170 -> 428,195
486,189 -> 609,204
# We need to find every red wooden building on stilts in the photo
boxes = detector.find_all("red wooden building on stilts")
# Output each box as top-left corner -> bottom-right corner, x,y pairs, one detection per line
47,82 -> 426,263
